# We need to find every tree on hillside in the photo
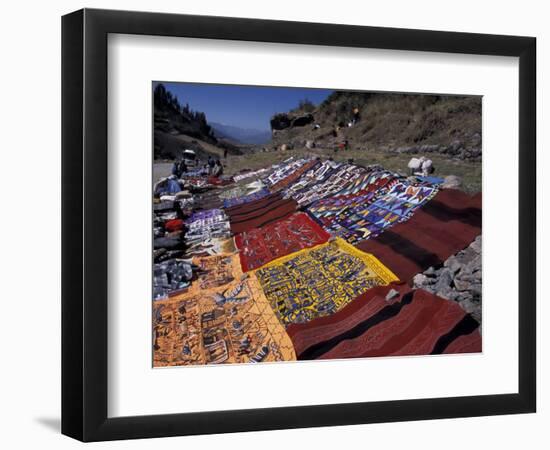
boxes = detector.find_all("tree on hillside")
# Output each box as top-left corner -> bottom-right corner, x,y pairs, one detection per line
298,98 -> 315,113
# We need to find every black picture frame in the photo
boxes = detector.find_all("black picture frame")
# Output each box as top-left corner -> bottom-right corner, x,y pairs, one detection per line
61,8 -> 536,442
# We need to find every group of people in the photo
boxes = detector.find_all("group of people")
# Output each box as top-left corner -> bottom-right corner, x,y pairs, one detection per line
206,156 -> 224,177
171,154 -> 224,178
171,159 -> 188,178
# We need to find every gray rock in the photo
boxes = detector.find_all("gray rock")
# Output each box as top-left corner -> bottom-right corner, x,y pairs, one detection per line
459,298 -> 478,315
413,273 -> 429,287
450,140 -> 462,151
436,287 -> 452,300
424,266 -> 436,276
470,283 -> 483,297
438,289 -> 461,301
442,175 -> 462,189
465,255 -> 481,273
469,235 -> 482,253
453,278 -> 472,291
434,268 -> 453,291
385,289 -> 400,301
457,271 -> 482,283
444,255 -> 463,274
419,144 -> 440,153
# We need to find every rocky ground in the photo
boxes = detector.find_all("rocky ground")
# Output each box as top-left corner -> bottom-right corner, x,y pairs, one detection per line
412,235 -> 482,324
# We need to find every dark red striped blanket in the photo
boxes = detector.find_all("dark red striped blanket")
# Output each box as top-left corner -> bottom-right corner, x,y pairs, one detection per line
357,189 -> 481,283
287,284 -> 481,360
227,195 -> 298,234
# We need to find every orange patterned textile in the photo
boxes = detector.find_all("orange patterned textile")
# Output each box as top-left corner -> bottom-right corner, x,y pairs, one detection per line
153,254 -> 296,366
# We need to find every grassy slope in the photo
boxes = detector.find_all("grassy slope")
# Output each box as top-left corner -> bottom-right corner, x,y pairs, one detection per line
272,93 -> 482,155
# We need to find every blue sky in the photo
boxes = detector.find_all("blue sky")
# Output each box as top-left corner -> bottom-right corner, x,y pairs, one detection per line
154,82 -> 333,131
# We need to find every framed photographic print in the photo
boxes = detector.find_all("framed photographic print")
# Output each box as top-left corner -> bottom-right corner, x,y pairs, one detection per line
61,8 -> 536,442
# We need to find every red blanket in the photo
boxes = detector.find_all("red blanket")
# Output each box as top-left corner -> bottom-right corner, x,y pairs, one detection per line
224,192 -> 282,218
228,197 -> 298,234
357,189 -> 481,283
235,212 -> 331,272
287,284 -> 481,360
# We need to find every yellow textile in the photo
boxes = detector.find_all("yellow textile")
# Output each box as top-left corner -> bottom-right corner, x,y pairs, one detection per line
255,238 -> 398,325
153,253 -> 296,367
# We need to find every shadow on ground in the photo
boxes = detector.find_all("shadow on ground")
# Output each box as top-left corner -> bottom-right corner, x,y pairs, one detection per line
35,417 -> 61,433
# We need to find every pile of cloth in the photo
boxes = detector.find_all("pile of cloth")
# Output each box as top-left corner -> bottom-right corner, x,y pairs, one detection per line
152,156 -> 482,366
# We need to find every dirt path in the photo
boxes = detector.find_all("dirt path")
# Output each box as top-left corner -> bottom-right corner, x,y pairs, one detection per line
153,162 -> 173,183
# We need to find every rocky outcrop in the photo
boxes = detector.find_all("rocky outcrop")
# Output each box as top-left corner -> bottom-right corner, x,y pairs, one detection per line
270,113 -> 314,131
391,138 -> 481,161
413,235 -> 482,323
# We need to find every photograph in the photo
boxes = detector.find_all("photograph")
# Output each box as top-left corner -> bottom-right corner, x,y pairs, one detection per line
0,0 -> 542,446
152,82 -> 483,367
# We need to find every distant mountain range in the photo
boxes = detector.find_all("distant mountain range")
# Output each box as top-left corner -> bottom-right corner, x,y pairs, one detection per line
211,122 -> 272,145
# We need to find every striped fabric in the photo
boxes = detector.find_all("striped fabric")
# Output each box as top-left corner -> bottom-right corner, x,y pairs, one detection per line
287,284 -> 481,360
357,189 -> 482,282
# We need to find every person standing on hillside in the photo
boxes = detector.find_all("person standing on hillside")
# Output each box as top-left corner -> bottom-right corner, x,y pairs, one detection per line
212,159 -> 223,177
223,148 -> 228,159
207,156 -> 215,174
351,107 -> 360,126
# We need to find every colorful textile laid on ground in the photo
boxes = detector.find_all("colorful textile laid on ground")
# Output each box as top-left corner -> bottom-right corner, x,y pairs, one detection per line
331,169 -> 396,198
255,238 -> 398,326
184,208 -> 231,245
153,254 -> 296,366
291,164 -> 370,207
283,160 -> 342,200
224,192 -> 282,218
286,284 -> 481,360
223,188 -> 270,208
235,212 -> 331,272
357,189 -> 481,282
307,180 -> 437,244
218,185 -> 250,200
269,159 -> 319,192
228,197 -> 298,234
152,155 -> 482,366
265,158 -> 312,188
186,237 -> 236,257
232,167 -> 269,182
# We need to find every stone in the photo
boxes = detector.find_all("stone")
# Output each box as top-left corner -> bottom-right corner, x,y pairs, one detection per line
413,273 -> 429,287
464,255 -> 481,274
291,113 -> 314,127
438,288 -> 461,301
444,255 -> 463,274
442,175 -> 462,189
434,268 -> 453,291
469,235 -> 482,253
424,266 -> 436,276
459,298 -> 478,315
436,288 -> 451,299
450,140 -> 462,152
385,289 -> 400,301
470,283 -> 483,297
453,278 -> 472,291
419,144 -> 439,153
